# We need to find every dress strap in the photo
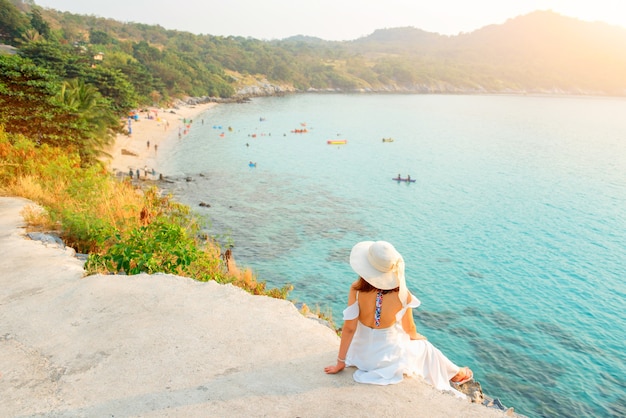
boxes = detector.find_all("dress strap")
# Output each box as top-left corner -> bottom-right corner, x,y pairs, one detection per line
374,290 -> 383,327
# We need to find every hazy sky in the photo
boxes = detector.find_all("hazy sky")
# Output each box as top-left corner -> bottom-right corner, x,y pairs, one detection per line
35,0 -> 625,41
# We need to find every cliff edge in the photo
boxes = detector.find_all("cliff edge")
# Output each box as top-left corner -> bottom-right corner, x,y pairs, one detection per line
0,197 -> 506,417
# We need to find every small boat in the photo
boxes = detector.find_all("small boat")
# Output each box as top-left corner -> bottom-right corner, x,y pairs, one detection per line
327,139 -> 347,145
382,138 -> 394,142
392,177 -> 415,183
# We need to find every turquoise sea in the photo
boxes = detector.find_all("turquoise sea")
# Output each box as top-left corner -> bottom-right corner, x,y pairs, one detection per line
158,94 -> 626,418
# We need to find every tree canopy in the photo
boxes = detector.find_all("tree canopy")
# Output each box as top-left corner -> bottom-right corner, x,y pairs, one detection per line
0,54 -> 118,164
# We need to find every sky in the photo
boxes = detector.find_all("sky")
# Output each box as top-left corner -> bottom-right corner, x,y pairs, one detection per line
34,0 -> 626,41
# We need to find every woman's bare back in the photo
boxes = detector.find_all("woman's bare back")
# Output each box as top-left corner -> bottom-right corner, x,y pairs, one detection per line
357,289 -> 403,329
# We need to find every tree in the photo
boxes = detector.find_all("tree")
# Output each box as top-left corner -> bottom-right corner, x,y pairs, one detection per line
132,40 -> 161,63
100,50 -> 162,101
0,55 -> 119,165
19,28 -> 41,43
89,28 -> 114,45
18,39 -> 76,77
29,7 -> 50,39
0,0 -> 30,45
53,78 -> 119,163
0,54 -> 69,143
82,66 -> 138,113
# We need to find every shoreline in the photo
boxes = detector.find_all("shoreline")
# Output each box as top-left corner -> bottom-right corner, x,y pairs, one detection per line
104,101 -> 218,179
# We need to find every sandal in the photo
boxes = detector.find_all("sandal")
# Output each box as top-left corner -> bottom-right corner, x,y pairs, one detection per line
451,367 -> 473,385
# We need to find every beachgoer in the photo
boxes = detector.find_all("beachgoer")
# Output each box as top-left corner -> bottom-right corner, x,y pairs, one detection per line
147,140 -> 150,149
223,248 -> 232,263
136,169 -> 140,179
223,248 -> 233,272
324,241 -> 474,396
154,144 -> 158,153
129,168 -> 133,179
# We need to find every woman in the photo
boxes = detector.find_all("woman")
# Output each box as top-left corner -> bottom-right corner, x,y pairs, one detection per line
324,241 -> 473,396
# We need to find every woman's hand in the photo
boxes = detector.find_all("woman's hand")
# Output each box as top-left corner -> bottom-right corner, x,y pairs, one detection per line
410,332 -> 427,340
324,361 -> 346,374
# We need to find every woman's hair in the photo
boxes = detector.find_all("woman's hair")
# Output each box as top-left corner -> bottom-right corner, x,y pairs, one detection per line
352,277 -> 399,293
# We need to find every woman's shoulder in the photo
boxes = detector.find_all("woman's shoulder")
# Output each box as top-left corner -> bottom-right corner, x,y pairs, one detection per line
345,281 -> 360,304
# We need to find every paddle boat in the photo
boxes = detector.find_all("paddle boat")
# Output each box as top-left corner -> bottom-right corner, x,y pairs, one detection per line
392,176 -> 415,183
249,161 -> 257,168
327,139 -> 347,145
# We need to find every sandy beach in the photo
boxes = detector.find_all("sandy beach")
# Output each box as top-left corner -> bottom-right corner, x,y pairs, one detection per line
104,101 -> 217,179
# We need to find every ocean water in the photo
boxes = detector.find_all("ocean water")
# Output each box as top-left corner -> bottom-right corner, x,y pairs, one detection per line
158,94 -> 626,418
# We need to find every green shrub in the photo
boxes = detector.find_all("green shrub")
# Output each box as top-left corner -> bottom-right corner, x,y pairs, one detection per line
1,127 -> 290,299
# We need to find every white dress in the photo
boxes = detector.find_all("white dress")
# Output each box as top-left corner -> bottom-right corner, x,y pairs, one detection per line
343,292 -> 465,397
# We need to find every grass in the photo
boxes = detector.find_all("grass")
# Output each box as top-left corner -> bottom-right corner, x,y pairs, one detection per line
0,128 -> 291,299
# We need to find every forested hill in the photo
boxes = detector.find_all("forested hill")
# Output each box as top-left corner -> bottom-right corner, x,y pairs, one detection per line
3,0 -> 626,103
347,11 -> 626,95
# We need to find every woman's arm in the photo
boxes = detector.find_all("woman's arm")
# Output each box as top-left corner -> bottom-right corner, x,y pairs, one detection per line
324,317 -> 357,374
401,307 -> 427,340
324,284 -> 358,374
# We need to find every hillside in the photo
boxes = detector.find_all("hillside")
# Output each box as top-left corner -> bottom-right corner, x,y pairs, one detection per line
3,2 -> 626,105
345,11 -> 626,94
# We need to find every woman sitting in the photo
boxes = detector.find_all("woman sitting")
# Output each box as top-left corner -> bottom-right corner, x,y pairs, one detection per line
324,240 -> 473,396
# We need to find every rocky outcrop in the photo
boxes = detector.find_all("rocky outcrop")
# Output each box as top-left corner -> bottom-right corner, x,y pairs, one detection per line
236,82 -> 296,97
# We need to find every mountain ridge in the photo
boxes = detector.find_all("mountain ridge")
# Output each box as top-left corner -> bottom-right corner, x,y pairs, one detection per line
6,3 -> 626,98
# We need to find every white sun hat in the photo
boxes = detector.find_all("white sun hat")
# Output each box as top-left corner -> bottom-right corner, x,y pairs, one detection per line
349,241 -> 409,306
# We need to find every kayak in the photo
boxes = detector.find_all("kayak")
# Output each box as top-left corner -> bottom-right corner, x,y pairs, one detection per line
327,139 -> 347,144
392,177 -> 415,182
